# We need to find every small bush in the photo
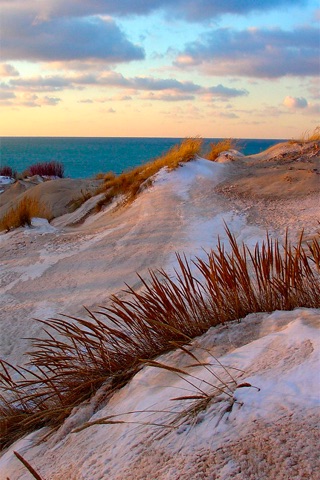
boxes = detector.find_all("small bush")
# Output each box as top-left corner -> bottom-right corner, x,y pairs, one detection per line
25,161 -> 64,178
0,229 -> 319,448
206,139 -> 239,161
96,138 -> 202,207
0,165 -> 15,177
0,197 -> 52,232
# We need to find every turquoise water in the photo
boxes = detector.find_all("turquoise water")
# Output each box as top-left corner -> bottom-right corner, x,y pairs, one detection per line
0,137 -> 285,179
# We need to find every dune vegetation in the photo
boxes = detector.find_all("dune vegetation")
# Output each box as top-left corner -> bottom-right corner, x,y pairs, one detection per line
0,166 -> 15,178
23,161 -> 65,179
205,138 -> 238,161
0,228 -> 319,449
290,126 -> 320,144
95,137 -> 244,209
0,196 -> 52,232
96,137 -> 203,208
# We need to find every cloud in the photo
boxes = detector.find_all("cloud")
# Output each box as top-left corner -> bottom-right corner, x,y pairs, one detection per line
0,64 -> 19,77
307,78 -> 320,100
2,13 -> 144,63
208,84 -> 248,98
10,76 -> 74,91
219,112 -> 239,119
98,73 -> 248,98
0,91 -> 16,100
41,96 -> 62,106
7,0 -> 306,22
283,96 -> 308,109
141,92 -> 195,101
4,71 -> 249,103
175,26 -> 319,78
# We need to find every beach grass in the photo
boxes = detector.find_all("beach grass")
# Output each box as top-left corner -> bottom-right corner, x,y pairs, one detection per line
0,196 -> 52,232
205,138 -> 239,161
96,137 -> 203,208
0,228 -> 319,449
291,126 -> 320,143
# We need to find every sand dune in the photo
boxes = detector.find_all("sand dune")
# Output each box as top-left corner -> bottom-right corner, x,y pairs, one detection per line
0,140 -> 319,479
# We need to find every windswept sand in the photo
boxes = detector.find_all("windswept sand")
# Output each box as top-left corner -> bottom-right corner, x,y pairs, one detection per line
0,140 -> 319,479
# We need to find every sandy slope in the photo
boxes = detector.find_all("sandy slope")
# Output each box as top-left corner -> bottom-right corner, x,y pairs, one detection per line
0,141 -> 319,479
1,309 -> 319,479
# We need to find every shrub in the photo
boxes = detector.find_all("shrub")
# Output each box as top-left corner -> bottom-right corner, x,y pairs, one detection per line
0,165 -> 15,177
0,196 -> 52,232
0,229 -> 319,448
96,138 -> 203,207
206,138 -> 239,161
25,161 -> 64,178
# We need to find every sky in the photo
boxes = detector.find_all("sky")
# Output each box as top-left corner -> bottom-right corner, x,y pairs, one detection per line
0,0 -> 319,138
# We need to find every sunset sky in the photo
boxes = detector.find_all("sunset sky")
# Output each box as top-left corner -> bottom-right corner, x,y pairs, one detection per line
1,0 -> 319,138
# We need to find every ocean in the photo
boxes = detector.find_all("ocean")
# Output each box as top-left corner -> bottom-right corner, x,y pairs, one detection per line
0,137 -> 285,179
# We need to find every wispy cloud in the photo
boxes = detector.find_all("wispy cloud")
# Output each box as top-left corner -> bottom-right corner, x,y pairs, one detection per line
4,72 -> 249,101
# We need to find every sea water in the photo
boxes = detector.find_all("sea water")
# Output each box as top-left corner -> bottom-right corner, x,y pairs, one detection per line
0,137 -> 284,179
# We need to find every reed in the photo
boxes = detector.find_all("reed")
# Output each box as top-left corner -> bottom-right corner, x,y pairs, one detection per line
0,229 -> 319,448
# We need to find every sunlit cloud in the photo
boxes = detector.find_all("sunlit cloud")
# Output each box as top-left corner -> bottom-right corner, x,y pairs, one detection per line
283,96 -> 308,109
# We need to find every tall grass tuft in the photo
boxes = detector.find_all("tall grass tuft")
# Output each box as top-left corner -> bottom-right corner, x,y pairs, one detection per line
25,161 -> 64,178
96,138 -> 202,208
206,139 -> 239,161
291,126 -> 320,143
0,197 -> 52,232
0,229 -> 319,448
0,165 -> 15,177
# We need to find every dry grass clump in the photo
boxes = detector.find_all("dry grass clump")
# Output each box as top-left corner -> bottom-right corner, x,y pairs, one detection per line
0,165 -> 15,177
206,138 -> 239,161
24,161 -> 64,178
291,126 -> 320,143
0,197 -> 52,232
95,171 -> 116,182
0,229 -> 319,448
96,138 -> 202,208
